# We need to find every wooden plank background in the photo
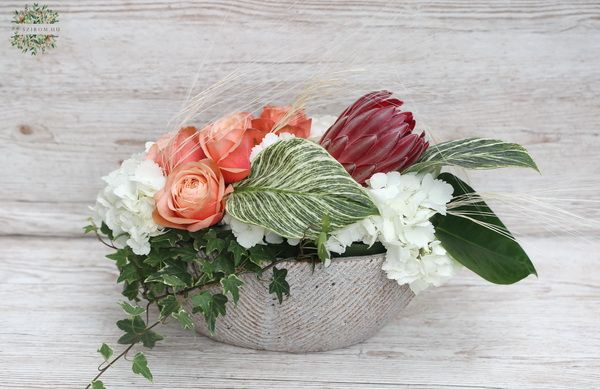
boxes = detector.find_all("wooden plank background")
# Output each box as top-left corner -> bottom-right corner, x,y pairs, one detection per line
0,1 -> 599,388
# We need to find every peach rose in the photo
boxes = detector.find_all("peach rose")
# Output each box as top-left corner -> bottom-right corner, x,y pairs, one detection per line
153,159 -> 232,232
147,127 -> 205,175
198,112 -> 260,183
252,106 -> 312,139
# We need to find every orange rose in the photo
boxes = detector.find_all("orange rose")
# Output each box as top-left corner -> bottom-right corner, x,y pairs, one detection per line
153,159 -> 232,232
147,127 -> 205,175
198,112 -> 260,183
252,106 -> 312,139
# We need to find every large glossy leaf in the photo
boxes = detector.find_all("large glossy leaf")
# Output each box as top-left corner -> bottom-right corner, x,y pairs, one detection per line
432,172 -> 537,284
226,138 -> 379,239
405,138 -> 538,173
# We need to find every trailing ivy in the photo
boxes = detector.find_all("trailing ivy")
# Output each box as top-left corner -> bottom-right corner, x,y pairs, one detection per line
83,222 -> 318,387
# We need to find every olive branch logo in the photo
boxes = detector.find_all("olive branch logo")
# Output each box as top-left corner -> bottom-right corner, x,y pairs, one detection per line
11,3 -> 60,55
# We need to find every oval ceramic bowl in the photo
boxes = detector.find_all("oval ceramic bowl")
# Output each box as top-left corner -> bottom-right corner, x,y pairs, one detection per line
186,253 -> 414,352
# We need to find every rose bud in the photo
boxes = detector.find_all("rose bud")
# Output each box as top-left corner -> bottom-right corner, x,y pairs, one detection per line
252,106 -> 312,139
320,91 -> 428,184
199,112 -> 261,183
153,159 -> 232,232
146,126 -> 205,175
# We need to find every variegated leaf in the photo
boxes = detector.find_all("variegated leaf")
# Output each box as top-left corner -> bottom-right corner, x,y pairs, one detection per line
226,138 -> 379,240
405,138 -> 538,173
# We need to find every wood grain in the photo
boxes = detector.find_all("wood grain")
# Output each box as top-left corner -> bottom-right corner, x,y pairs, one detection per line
1,3 -> 599,387
1,1 -> 599,237
0,235 -> 598,388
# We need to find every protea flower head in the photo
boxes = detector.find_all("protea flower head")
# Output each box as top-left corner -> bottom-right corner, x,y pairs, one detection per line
319,91 -> 428,184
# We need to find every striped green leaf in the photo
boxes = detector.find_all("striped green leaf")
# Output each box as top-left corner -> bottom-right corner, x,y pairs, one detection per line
405,138 -> 538,173
226,138 -> 379,240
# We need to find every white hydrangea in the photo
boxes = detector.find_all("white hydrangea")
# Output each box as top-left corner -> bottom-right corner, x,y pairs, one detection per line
92,153 -> 166,255
222,214 -> 299,249
249,132 -> 296,162
249,114 -> 337,162
326,171 -> 460,293
309,115 -> 337,143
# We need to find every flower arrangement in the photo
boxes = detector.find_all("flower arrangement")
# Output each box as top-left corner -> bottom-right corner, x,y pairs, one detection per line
85,90 -> 538,388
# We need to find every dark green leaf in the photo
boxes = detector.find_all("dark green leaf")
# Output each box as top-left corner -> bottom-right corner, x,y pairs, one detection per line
132,352 -> 153,382
248,245 -> 274,265
227,239 -> 246,266
214,255 -> 235,274
116,315 -> 145,335
140,329 -> 164,349
191,292 -> 228,333
97,343 -> 113,361
220,274 -> 243,304
432,173 -> 537,284
206,237 -> 227,254
116,316 -> 163,348
116,263 -> 139,284
100,222 -> 115,240
150,229 -> 186,247
106,249 -> 129,268
158,295 -> 180,319
171,247 -> 200,262
269,267 -> 290,304
122,281 -> 140,301
119,301 -> 145,316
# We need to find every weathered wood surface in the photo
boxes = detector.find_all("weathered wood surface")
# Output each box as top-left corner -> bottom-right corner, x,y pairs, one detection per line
0,236 -> 598,388
1,1 -> 599,388
1,0 -> 599,236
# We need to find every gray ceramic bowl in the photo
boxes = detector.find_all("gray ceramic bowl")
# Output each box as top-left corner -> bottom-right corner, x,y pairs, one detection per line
187,253 -> 414,352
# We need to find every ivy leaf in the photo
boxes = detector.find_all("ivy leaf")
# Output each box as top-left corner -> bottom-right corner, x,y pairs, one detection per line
220,274 -> 243,304
206,238 -> 227,254
106,248 -> 129,268
91,380 -> 105,389
269,267 -> 290,304
140,330 -> 164,349
83,224 -> 96,234
171,247 -> 200,262
432,173 -> 537,284
116,262 -> 139,284
132,352 -> 153,382
97,343 -> 113,361
161,274 -> 187,288
214,255 -> 235,274
158,295 -> 180,319
100,222 -> 115,240
145,260 -> 192,289
150,229 -> 186,247
191,292 -> 228,333
405,138 -> 539,174
119,301 -> 145,316
226,138 -> 379,240
172,308 -> 195,330
248,245 -> 274,265
116,315 -> 145,335
116,316 -> 163,348
227,240 -> 246,266
122,281 -> 140,301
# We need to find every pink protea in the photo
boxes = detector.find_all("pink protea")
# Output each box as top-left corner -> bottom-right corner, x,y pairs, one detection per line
319,91 -> 428,184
